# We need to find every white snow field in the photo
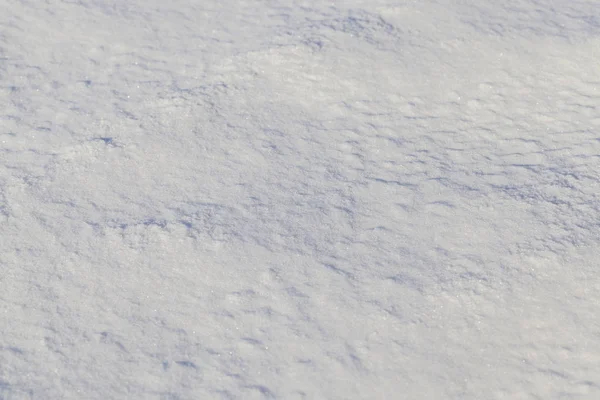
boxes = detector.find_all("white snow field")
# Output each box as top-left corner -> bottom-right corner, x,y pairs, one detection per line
1,0 -> 600,399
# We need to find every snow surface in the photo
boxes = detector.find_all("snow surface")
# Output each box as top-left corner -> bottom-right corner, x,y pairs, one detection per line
1,0 -> 600,399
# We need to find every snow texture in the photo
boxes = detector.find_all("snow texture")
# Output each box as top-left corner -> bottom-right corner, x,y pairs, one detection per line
1,0 -> 600,399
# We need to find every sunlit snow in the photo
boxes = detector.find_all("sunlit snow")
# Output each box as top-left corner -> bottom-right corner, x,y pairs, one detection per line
1,0 -> 600,399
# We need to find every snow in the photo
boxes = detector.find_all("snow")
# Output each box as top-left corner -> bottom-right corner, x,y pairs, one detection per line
1,0 -> 599,399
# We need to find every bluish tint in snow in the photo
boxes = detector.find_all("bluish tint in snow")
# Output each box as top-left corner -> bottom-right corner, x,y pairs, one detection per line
1,0 -> 600,399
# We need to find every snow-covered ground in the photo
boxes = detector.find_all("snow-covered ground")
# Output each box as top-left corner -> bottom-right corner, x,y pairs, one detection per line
1,0 -> 599,398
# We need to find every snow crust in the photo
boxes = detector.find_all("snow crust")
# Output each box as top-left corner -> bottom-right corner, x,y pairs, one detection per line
1,0 -> 599,398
